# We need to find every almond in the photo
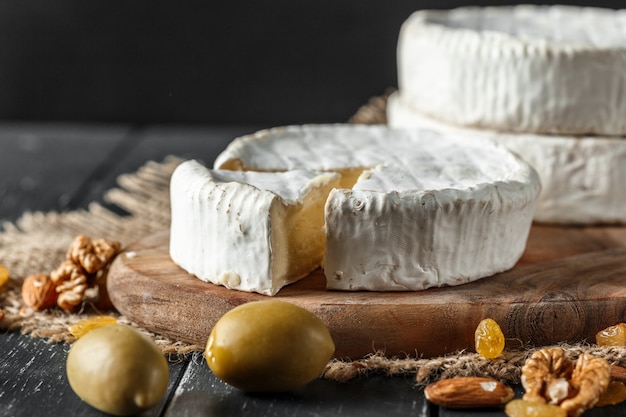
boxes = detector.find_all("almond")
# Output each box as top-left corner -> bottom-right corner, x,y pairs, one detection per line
424,376 -> 515,409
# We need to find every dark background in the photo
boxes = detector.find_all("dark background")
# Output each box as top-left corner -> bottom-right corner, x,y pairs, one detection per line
0,0 -> 621,126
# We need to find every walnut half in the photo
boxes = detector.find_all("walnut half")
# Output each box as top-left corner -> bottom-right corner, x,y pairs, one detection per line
521,347 -> 610,417
521,347 -> 574,404
67,235 -> 121,274
561,353 -> 611,417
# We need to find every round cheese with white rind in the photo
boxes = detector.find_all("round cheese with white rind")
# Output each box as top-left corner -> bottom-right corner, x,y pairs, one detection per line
170,160 -> 341,295
387,91 -> 626,225
397,5 -> 626,135
214,124 -> 541,292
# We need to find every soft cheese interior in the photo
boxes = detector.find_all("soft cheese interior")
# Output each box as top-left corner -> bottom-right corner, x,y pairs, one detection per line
170,160 -> 340,295
208,124 -> 541,292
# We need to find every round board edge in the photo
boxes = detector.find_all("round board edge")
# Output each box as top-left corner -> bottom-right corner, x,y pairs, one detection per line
107,229 -> 626,358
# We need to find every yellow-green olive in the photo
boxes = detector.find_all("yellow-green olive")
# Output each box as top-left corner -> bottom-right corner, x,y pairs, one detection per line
205,300 -> 335,392
66,324 -> 169,416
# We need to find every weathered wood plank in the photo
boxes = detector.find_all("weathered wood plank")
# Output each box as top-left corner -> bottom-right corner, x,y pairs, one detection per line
70,125 -> 263,210
129,125 -> 265,165
0,123 -> 130,223
163,352 -> 431,417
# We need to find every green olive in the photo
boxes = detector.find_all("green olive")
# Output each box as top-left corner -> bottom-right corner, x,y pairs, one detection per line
205,300 -> 335,392
66,324 -> 169,416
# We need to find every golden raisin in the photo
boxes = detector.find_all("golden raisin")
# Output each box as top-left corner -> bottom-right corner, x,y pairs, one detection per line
505,399 -> 567,417
68,315 -> 117,338
596,381 -> 626,407
596,323 -> 626,347
475,318 -> 505,359
0,264 -> 9,288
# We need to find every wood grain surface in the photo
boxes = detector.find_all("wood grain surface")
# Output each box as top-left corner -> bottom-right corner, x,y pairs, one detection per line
108,224 -> 626,359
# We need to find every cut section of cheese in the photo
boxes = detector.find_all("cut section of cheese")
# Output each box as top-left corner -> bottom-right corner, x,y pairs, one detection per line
397,5 -> 626,135
169,160 -> 340,295
388,92 -> 626,225
214,124 -> 541,291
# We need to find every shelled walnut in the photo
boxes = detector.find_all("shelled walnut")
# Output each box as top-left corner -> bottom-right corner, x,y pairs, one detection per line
52,260 -> 90,312
21,235 -> 121,312
521,347 -> 574,404
67,235 -> 121,274
521,347 -> 610,417
561,354 -> 611,416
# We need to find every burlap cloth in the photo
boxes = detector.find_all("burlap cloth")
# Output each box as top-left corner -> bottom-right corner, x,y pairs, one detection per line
2,92 -> 626,385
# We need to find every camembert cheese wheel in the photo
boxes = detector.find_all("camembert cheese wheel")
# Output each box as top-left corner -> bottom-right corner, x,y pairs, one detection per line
170,160 -> 340,295
387,92 -> 626,225
212,124 -> 541,292
397,5 -> 626,135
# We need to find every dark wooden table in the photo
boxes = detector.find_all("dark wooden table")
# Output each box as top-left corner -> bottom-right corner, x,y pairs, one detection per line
0,123 -> 616,417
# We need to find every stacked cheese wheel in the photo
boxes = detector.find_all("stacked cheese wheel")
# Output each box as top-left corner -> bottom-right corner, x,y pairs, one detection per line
387,4 -> 626,224
170,125 -> 540,295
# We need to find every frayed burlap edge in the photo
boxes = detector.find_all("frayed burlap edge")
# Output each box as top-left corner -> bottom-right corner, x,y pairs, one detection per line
348,88 -> 395,125
323,344 -> 626,386
3,93 -> 626,383
0,155 -> 204,356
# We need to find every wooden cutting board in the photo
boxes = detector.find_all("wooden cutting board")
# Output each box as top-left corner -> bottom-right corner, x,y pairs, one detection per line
108,225 -> 626,358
